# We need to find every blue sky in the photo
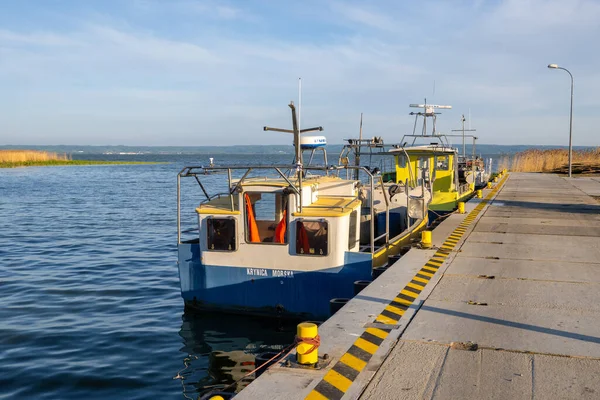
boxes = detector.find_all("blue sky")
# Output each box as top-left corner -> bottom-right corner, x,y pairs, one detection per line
1,0 -> 599,146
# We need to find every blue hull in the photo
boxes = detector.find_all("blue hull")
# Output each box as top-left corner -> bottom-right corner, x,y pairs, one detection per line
177,242 -> 373,320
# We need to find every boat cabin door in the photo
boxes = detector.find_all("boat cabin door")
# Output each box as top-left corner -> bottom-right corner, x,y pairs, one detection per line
243,190 -> 289,245
418,157 -> 431,188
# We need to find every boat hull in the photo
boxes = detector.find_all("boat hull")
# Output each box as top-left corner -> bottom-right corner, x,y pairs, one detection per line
178,242 -> 373,320
429,190 -> 474,213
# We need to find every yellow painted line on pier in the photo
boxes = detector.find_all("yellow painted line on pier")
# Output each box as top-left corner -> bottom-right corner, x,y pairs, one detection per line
305,174 -> 509,400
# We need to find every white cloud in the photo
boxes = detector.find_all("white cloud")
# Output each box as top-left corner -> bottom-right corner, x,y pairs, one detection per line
87,25 -> 220,65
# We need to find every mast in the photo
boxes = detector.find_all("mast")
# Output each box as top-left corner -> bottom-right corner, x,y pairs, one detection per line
298,77 -> 302,155
451,115 -> 476,158
263,101 -> 323,211
355,113 -> 363,180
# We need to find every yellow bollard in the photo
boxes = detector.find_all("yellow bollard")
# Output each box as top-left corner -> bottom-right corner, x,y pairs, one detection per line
296,322 -> 319,365
458,202 -> 465,214
421,230 -> 432,249
494,177 -> 498,183
209,397 -> 225,400
477,189 -> 483,199
487,182 -> 492,189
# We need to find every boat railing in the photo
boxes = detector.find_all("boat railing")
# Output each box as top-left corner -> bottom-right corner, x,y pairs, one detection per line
338,139 -> 416,187
178,164 -> 426,253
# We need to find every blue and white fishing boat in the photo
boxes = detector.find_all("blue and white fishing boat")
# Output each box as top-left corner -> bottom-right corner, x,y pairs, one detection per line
177,102 -> 432,320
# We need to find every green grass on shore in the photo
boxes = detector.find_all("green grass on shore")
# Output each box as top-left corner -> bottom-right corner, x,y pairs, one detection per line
0,160 -> 165,168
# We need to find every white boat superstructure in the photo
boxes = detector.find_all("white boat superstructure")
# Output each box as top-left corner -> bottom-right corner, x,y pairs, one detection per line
176,102 -> 432,319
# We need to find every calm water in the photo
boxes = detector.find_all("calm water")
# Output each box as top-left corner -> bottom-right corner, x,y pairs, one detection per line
0,154 -> 297,400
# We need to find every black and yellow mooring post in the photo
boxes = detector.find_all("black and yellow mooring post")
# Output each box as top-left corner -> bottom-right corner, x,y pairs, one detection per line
421,230 -> 432,249
296,322 -> 319,365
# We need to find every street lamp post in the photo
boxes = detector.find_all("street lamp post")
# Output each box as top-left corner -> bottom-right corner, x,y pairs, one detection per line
547,63 -> 574,178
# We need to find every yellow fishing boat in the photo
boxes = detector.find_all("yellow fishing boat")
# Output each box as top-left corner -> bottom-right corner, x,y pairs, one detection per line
386,102 -> 475,219
390,144 -> 473,215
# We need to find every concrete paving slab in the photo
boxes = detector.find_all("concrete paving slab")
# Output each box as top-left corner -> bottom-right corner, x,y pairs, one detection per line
493,194 -> 596,205
427,276 -> 600,312
433,348 -> 533,400
465,231 -> 600,245
362,342 -> 600,400
360,341 -> 448,400
567,177 -> 600,197
401,299 -> 600,357
447,257 -> 600,284
473,221 -> 600,236
459,237 -> 600,264
532,353 -> 600,399
484,210 -> 600,221
477,216 -> 598,228
485,201 -> 600,212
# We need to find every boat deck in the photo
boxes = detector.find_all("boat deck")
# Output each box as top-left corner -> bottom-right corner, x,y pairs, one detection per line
238,172 -> 600,400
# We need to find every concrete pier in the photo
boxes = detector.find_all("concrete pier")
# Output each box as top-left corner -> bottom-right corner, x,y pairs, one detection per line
239,173 -> 600,400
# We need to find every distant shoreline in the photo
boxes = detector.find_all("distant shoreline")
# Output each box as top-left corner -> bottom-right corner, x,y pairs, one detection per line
1,160 -> 164,168
1,144 -> 597,156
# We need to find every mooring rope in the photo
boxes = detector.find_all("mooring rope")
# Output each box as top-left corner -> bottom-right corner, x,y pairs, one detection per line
294,334 -> 321,355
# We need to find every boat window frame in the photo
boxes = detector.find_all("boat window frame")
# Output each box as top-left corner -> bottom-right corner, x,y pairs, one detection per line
435,154 -> 450,171
243,190 -> 289,245
348,210 -> 358,251
397,154 -> 407,169
295,218 -> 329,257
205,216 -> 238,252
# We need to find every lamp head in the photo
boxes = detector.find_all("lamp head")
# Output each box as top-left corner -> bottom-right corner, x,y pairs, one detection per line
548,64 -> 559,69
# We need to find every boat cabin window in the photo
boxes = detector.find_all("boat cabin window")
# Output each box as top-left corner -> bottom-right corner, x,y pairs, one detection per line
436,155 -> 449,171
244,192 -> 288,244
296,220 -> 328,256
397,154 -> 407,168
348,210 -> 358,250
206,217 -> 237,251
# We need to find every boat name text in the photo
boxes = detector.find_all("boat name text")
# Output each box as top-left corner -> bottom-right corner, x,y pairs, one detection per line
246,268 -> 294,278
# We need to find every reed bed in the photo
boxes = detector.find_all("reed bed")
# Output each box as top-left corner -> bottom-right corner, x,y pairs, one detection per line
0,149 -> 162,168
0,150 -> 70,163
500,147 -> 600,174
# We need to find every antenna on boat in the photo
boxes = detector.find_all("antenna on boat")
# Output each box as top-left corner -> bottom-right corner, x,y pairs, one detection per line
355,113 -> 363,180
298,77 -> 302,138
409,100 -> 452,137
263,103 -> 323,165
263,101 -> 323,213
451,114 -> 476,158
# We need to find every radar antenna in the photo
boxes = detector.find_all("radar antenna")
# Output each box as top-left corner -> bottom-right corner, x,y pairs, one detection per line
404,99 -> 452,146
451,114 -> 477,158
263,102 -> 323,165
